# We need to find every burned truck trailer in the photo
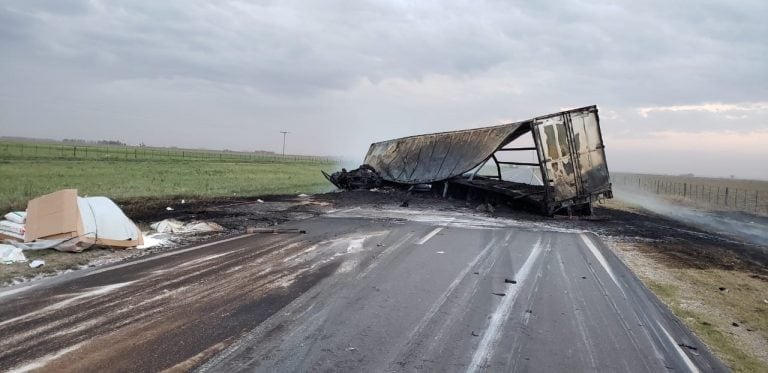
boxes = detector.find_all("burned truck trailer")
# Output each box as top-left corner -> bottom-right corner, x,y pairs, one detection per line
333,105 -> 612,215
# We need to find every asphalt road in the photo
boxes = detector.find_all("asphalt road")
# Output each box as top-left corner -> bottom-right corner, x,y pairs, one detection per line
0,207 -> 726,372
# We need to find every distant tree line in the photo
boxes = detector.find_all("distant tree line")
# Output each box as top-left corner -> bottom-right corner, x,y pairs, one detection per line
63,139 -> 126,146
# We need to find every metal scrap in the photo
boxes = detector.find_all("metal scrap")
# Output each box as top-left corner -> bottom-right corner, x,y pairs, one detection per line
322,164 -> 383,190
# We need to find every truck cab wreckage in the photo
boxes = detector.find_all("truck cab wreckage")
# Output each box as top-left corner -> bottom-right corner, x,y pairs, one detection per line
324,105 -> 612,216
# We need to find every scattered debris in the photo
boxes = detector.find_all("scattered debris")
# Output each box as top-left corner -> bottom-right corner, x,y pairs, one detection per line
347,347 -> 356,352
677,343 -> 698,351
435,251 -> 445,254
28,259 -> 45,268
400,200 -> 410,208
257,199 -> 265,203
246,227 -> 306,234
166,206 -> 174,211
581,276 -> 587,279
732,322 -> 740,327
473,271 -> 479,275
718,287 -> 727,291
471,331 -> 480,337
298,193 -> 310,198
0,244 -> 26,264
492,292 -> 506,297
475,203 -> 495,213
504,278 -> 517,284
525,309 -> 533,314
322,164 -> 383,190
137,233 -> 169,249
151,219 -> 224,234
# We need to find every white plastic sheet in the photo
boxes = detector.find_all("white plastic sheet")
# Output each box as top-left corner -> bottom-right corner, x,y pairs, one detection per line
77,197 -> 141,242
150,219 -> 223,234
0,244 -> 26,264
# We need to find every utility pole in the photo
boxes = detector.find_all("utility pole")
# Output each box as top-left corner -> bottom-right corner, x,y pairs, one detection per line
280,131 -> 289,157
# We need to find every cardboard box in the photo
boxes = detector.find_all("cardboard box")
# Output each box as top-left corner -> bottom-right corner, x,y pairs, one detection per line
25,189 -> 143,250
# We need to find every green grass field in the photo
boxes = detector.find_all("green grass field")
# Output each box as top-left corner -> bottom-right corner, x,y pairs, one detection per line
0,158 -> 337,212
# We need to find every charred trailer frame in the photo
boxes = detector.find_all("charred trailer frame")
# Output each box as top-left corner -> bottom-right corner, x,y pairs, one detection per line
361,105 -> 612,215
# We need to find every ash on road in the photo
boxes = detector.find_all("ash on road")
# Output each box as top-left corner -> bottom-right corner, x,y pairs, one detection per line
0,194 -> 728,372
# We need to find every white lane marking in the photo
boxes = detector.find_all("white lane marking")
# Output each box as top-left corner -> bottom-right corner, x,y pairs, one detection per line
402,236 -> 499,349
468,236 -> 545,373
580,234 -> 624,292
416,227 -> 443,245
658,321 -> 701,373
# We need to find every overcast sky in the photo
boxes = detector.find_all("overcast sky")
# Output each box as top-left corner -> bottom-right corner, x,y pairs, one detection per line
1,0 -> 766,179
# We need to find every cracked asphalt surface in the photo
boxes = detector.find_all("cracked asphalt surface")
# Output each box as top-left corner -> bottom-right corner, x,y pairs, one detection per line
0,206 -> 726,372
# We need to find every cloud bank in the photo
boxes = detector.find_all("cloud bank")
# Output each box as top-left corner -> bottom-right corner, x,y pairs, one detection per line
1,0 -> 766,178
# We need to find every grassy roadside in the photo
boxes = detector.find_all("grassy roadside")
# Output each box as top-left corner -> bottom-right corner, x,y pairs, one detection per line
0,159 -> 337,212
0,157 -> 338,285
603,199 -> 768,372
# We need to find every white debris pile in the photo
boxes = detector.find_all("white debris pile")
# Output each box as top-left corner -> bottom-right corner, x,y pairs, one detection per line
29,259 -> 45,268
137,233 -> 170,249
0,244 -> 26,264
150,219 -> 224,234
1,189 -> 144,252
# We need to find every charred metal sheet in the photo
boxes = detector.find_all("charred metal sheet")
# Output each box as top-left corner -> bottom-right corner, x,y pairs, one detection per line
363,123 -> 528,184
532,105 -> 612,213
344,105 -> 611,216
323,165 -> 383,190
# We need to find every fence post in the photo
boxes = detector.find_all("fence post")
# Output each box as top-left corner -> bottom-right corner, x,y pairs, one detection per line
743,190 -> 747,209
73,146 -> 77,157
725,187 -> 729,206
756,191 -> 759,213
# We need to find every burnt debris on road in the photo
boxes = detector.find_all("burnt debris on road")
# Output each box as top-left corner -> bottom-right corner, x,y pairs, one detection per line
325,105 -> 613,216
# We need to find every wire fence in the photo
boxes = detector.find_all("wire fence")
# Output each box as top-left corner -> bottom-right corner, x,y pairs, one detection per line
613,173 -> 768,215
0,141 -> 335,164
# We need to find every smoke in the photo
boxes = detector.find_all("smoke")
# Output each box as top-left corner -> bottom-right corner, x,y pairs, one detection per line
613,185 -> 768,248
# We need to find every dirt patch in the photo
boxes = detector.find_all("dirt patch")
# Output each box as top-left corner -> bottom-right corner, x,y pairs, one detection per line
600,198 -> 768,372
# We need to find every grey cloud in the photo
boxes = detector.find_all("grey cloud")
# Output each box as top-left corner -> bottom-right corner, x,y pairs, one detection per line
0,0 -> 766,178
